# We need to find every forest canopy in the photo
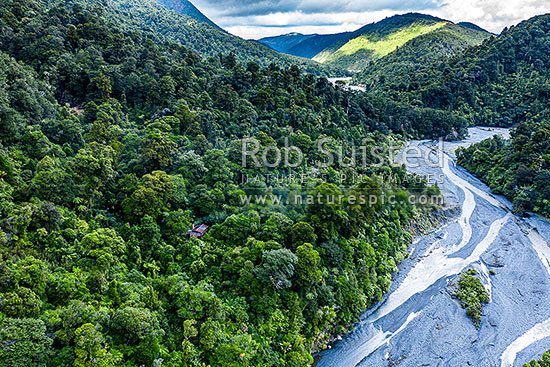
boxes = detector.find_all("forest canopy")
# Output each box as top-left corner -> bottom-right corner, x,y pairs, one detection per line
0,0 -> 445,366
2,0 -> 550,365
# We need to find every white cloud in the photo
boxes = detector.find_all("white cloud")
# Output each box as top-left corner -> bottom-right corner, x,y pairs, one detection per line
219,9 -> 399,28
226,25 -> 354,39
426,0 -> 550,33
191,0 -> 550,38
215,9 -> 430,38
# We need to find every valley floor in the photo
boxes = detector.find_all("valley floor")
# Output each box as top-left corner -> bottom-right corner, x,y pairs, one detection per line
316,127 -> 550,367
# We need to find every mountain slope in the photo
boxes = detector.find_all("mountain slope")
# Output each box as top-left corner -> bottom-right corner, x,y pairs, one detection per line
314,17 -> 448,70
354,23 -> 492,86
258,33 -> 317,53
457,119 -> 550,216
315,14 -> 490,70
154,0 -> 220,30
276,13 -> 490,71
0,1 -> 454,367
357,14 -> 550,127
106,0 -> 336,74
286,32 -> 354,58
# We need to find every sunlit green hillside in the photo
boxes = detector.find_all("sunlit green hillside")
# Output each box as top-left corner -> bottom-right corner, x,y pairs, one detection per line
314,21 -> 447,70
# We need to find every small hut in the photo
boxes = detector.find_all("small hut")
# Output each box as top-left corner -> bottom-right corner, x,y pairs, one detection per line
187,224 -> 209,239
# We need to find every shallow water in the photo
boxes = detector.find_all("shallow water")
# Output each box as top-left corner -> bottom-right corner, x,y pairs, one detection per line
327,77 -> 366,92
316,127 -> 550,367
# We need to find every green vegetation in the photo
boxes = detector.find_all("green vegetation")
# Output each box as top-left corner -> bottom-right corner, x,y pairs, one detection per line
155,0 -> 221,30
271,13 -> 489,72
0,0 -> 450,366
454,269 -> 489,328
525,350 -> 550,367
356,15 -> 550,127
457,120 -> 550,216
99,0 -> 337,75
355,23 -> 491,86
314,21 -> 448,70
0,318 -> 53,367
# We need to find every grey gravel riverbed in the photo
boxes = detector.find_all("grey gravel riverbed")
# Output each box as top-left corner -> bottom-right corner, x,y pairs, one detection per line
316,127 -> 550,367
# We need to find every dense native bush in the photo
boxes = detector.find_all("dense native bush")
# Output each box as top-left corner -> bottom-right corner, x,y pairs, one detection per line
525,350 -> 550,367
355,15 -> 550,128
454,269 -> 489,328
457,120 -> 550,217
0,1 -> 446,366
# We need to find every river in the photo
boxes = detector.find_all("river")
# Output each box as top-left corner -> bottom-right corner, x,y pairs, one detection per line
316,127 -> 550,367
327,77 -> 366,92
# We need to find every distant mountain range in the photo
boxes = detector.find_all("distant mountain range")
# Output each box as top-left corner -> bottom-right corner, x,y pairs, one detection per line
257,33 -> 318,54
259,13 -> 492,71
146,3 -> 491,75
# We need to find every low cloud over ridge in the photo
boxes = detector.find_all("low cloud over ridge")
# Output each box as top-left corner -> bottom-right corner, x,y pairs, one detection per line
189,0 -> 550,39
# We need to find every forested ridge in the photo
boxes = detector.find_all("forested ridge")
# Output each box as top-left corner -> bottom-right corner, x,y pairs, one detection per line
153,0 -> 221,30
104,0 -> 340,75
261,13 -> 489,72
352,23 -> 492,89
2,0 -> 550,365
0,1 -> 447,366
457,120 -> 550,217
355,14 -> 550,127
311,14 -> 489,71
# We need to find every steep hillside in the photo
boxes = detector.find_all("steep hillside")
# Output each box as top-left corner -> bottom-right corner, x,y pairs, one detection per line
154,0 -> 221,30
258,33 -> 317,53
105,0 -> 336,74
457,120 -> 550,216
274,13 -> 489,71
0,1 -> 454,366
358,14 -> 550,127
314,17 -> 449,70
286,32 -> 353,59
0,53 -> 57,141
354,23 -> 492,86
314,14 -> 490,71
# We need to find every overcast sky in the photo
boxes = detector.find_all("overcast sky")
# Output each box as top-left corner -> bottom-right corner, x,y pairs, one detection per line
190,0 -> 550,39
